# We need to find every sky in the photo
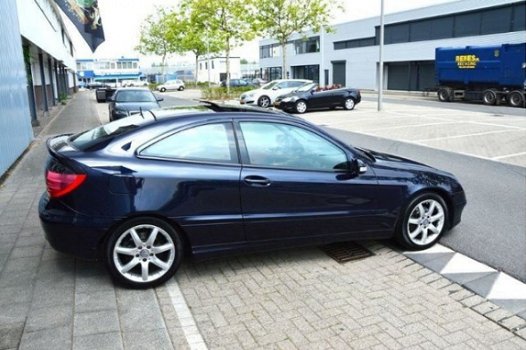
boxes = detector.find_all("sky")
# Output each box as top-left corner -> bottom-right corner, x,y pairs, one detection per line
64,0 -> 459,67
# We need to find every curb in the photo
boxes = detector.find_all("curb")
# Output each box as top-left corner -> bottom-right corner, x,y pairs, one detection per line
403,244 -> 526,339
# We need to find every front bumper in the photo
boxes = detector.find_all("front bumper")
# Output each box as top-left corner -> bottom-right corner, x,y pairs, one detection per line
39,193 -> 116,259
273,100 -> 296,111
450,190 -> 467,228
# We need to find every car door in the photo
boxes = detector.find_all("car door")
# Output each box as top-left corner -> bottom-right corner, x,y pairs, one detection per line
308,89 -> 333,109
236,120 -> 385,244
136,121 -> 244,249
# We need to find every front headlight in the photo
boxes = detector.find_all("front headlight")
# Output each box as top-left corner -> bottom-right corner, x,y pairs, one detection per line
282,97 -> 293,102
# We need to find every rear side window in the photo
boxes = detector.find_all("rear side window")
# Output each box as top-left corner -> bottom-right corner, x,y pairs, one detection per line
140,123 -> 238,163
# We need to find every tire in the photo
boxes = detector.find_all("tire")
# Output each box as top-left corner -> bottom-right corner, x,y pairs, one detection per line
257,95 -> 271,108
105,217 -> 183,288
295,100 -> 308,114
343,98 -> 355,110
160,87 -> 166,93
483,89 -> 497,105
178,86 -> 185,91
395,193 -> 448,250
507,90 -> 524,108
437,88 -> 451,102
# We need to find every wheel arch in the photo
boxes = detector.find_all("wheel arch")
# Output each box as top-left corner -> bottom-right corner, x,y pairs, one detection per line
402,187 -> 455,229
97,212 -> 191,259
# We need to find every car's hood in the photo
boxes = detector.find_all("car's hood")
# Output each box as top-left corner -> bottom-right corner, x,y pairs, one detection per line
358,147 -> 450,173
114,102 -> 159,111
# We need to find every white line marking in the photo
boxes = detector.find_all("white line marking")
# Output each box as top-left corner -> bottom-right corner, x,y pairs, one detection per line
415,129 -> 515,142
166,279 -> 208,350
492,151 -> 526,160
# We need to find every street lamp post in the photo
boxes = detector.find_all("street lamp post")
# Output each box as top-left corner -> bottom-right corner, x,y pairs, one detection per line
378,0 -> 385,111
206,26 -> 211,88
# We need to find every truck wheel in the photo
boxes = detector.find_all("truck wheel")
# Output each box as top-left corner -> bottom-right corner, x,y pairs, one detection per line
437,88 -> 451,102
482,90 -> 497,105
507,91 -> 525,108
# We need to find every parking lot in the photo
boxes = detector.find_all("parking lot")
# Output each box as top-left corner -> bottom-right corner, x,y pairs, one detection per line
1,91 -> 525,349
300,96 -> 526,168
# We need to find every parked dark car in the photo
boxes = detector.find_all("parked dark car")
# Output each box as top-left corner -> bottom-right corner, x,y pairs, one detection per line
274,83 -> 361,113
108,88 -> 163,121
220,79 -> 254,88
39,103 -> 466,288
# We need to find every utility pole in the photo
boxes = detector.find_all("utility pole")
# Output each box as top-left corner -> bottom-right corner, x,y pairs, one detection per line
378,0 -> 385,111
206,25 -> 211,88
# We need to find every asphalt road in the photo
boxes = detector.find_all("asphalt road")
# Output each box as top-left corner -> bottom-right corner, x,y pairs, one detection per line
361,95 -> 526,117
326,128 -> 526,283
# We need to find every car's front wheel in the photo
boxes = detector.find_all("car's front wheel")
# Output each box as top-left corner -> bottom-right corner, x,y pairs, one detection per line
258,95 -> 271,108
105,217 -> 183,288
160,87 -> 166,92
295,100 -> 308,114
343,98 -> 356,110
396,193 -> 448,250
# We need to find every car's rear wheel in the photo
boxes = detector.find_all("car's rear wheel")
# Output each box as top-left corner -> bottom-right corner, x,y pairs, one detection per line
105,217 -> 183,288
178,86 -> 185,91
344,98 -> 355,110
258,95 -> 271,108
295,100 -> 307,114
160,87 -> 166,92
396,193 -> 448,250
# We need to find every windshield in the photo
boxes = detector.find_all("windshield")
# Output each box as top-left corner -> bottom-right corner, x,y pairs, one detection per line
261,81 -> 279,90
297,83 -> 317,92
115,90 -> 156,103
69,113 -> 154,150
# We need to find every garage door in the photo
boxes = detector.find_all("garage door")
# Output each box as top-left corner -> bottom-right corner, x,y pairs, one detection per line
332,61 -> 346,86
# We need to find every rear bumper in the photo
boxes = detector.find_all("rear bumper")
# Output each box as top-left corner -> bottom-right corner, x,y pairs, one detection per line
39,193 -> 115,259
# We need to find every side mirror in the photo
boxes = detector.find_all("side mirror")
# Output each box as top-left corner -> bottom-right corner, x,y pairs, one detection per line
156,96 -> 164,102
272,86 -> 280,90
349,159 -> 367,176
107,96 -> 114,102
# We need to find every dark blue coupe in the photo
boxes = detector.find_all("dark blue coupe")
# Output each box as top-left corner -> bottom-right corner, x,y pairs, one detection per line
39,103 -> 466,288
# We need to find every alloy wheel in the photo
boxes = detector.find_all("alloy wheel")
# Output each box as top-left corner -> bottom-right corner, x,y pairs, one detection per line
344,98 -> 355,110
406,199 -> 445,246
112,224 -> 176,284
295,101 -> 307,113
258,96 -> 271,108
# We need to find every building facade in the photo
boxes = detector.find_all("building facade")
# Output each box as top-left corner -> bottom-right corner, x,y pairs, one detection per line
0,0 -> 77,177
259,0 -> 526,91
196,57 -> 242,83
76,58 -> 144,86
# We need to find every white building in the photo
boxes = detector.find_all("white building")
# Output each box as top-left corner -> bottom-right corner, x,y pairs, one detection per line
259,0 -> 526,91
0,0 -> 77,177
196,57 -> 241,83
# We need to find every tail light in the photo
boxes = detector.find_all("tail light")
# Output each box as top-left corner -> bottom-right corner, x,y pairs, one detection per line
46,170 -> 86,198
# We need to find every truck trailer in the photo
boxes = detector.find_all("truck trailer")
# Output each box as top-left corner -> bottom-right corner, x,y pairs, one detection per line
435,43 -> 526,107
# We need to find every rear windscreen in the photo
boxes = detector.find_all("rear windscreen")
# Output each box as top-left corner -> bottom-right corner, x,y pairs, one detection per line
69,113 -> 154,150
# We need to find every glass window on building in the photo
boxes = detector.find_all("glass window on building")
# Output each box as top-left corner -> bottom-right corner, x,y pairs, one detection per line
263,67 -> 282,81
292,65 -> 319,83
133,62 -> 138,69
117,62 -> 122,69
294,37 -> 320,55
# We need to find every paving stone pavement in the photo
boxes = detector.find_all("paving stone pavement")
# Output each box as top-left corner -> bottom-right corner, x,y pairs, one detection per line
0,91 -> 525,349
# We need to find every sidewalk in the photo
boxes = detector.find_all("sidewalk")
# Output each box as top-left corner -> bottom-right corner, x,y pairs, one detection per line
0,91 -> 525,349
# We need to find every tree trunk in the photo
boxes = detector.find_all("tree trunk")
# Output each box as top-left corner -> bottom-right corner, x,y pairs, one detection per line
281,42 -> 287,79
161,52 -> 166,76
226,38 -> 231,95
195,54 -> 199,83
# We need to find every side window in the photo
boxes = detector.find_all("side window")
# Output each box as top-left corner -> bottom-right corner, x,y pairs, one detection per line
239,122 -> 347,171
140,123 -> 237,163
289,81 -> 305,88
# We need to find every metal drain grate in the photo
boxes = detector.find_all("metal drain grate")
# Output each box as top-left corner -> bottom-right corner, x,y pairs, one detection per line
320,241 -> 374,263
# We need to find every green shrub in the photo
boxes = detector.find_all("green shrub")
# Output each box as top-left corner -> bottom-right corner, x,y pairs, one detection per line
201,86 -> 254,100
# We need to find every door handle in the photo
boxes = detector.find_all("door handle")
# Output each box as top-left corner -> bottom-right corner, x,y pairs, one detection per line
244,175 -> 271,187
